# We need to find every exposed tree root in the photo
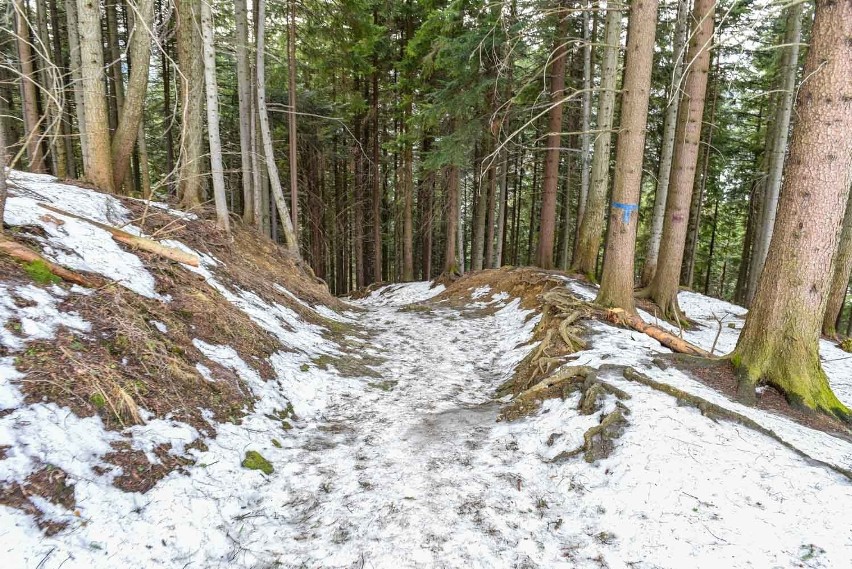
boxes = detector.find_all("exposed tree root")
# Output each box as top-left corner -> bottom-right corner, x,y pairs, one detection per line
621,367 -> 852,482
551,408 -> 629,464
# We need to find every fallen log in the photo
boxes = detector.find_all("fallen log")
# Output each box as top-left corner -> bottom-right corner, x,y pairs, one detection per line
37,203 -> 200,267
606,308 -> 711,358
0,238 -> 96,287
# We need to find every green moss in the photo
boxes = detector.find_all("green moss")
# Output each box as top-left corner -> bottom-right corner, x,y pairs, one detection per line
90,393 -> 106,409
368,380 -> 397,392
299,363 -> 310,372
281,420 -> 293,430
840,338 -> 852,353
23,260 -> 61,284
241,450 -> 273,475
271,438 -> 282,448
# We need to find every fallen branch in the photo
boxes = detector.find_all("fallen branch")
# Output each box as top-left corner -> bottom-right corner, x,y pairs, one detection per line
606,308 -> 711,357
0,238 -> 96,287
38,203 -> 199,267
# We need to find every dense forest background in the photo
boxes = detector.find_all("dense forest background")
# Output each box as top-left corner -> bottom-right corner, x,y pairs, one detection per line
0,0 -> 849,333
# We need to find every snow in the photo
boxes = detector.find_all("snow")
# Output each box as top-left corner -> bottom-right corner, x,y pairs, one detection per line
1,174 -> 851,568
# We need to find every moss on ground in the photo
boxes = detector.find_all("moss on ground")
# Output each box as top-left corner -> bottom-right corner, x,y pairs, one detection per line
242,451 -> 273,475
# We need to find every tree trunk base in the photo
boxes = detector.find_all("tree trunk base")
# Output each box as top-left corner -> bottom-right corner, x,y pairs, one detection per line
732,346 -> 851,423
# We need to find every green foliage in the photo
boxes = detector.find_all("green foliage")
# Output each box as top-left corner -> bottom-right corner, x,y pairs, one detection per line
24,260 -> 61,285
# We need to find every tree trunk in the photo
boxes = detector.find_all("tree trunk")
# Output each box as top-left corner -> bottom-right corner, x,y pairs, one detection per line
595,0 -> 658,313
682,50 -> 721,288
112,0 -> 154,193
14,0 -> 47,173
443,164 -> 460,275
371,40 -> 382,283
234,0 -> 254,224
640,0 -> 715,322
746,2 -> 804,303
65,0 -> 89,174
401,107 -> 414,281
175,0 -> 204,208
35,0 -> 66,177
823,191 -> 852,336
641,0 -> 689,285
287,0 -> 299,240
200,0 -> 230,232
255,0 -> 299,255
536,1 -> 569,269
49,0 -> 76,178
577,0 -> 592,228
732,0 -> 852,422
418,137 -> 434,280
0,119 -> 7,231
572,0 -> 621,278
76,0 -> 114,191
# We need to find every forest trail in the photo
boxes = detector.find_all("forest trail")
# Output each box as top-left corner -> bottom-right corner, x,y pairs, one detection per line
236,288 -> 572,567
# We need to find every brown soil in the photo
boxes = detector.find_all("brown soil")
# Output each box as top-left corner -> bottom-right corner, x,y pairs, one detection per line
434,267 -> 568,311
0,465 -> 76,535
663,355 -> 852,441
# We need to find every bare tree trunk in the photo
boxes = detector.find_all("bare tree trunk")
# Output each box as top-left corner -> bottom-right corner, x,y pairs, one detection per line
595,0 -> 658,313
370,39 -> 382,283
640,0 -> 715,322
256,0 -> 299,255
287,0 -> 299,239
112,0 -> 154,193
823,190 -> 852,336
14,0 -> 47,173
577,0 -> 592,227
733,0 -> 852,422
443,164 -> 460,275
175,0 -> 204,208
535,0 -> 569,269
35,0 -> 66,177
682,50 -> 720,288
641,0 -> 689,285
65,0 -> 89,173
200,0 -> 229,232
746,2 -> 804,303
401,111 -> 414,280
48,0 -> 76,178
0,118 -> 7,230
572,0 -> 621,278
234,0 -> 254,223
76,0 -> 115,191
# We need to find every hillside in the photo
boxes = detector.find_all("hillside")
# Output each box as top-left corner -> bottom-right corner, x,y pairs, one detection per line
0,171 -> 851,568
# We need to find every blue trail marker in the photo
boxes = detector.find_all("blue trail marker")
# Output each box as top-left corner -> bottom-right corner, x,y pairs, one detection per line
612,202 -> 638,224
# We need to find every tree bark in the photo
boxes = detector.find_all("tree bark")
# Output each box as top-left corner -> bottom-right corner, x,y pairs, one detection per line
443,164 -> 460,275
732,0 -> 852,422
595,0 -> 658,313
234,0 -> 254,224
641,0 -> 689,285
65,0 -> 89,174
175,0 -> 204,208
577,0 -> 592,228
255,0 -> 299,255
682,49 -> 720,288
14,0 -> 47,173
111,0 -> 154,193
823,191 -> 852,337
287,0 -> 299,240
34,0 -> 66,177
640,0 -> 715,322
76,0 -> 115,191
536,1 -> 569,269
572,0 -> 621,278
200,0 -> 230,232
746,2 -> 804,303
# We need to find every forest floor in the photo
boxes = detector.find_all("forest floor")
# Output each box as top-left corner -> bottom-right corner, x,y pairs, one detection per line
1,171 -> 851,568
